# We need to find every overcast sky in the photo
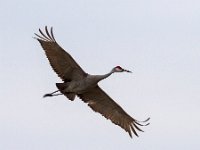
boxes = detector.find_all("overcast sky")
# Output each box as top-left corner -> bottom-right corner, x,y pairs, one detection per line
0,0 -> 200,149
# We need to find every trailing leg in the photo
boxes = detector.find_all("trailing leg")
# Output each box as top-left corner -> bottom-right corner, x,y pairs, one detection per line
43,90 -> 62,98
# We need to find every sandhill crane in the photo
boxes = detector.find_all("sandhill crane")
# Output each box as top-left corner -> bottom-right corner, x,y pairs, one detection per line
35,26 -> 150,138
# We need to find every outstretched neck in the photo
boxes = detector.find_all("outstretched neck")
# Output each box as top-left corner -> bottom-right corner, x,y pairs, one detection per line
94,70 -> 114,83
100,71 -> 113,80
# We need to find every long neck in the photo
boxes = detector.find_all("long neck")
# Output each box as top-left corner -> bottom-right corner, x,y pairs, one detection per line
94,70 -> 113,83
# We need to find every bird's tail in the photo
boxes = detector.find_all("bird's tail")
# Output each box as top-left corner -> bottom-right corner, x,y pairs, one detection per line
56,83 -> 76,101
56,83 -> 68,90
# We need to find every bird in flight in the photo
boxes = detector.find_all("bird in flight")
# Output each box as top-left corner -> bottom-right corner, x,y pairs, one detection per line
35,26 -> 150,138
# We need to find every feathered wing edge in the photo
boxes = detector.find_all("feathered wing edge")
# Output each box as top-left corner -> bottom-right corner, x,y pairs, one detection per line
34,26 -> 87,81
34,26 -> 56,42
78,86 -> 150,138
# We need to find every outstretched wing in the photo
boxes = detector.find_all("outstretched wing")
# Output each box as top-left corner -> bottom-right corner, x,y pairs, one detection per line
35,26 -> 87,81
78,86 -> 150,138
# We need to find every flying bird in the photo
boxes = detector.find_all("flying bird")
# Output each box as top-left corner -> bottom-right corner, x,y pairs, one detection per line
35,26 -> 150,138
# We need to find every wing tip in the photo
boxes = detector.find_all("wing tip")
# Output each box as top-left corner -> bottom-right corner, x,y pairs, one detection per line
127,117 -> 150,138
34,26 -> 56,42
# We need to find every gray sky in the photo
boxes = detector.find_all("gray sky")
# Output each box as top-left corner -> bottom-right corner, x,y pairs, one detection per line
0,0 -> 200,149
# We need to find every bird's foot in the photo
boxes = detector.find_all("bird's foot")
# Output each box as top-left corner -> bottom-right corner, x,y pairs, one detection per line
43,93 -> 53,98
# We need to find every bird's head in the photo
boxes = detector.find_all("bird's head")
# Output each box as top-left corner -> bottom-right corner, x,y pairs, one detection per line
112,66 -> 132,73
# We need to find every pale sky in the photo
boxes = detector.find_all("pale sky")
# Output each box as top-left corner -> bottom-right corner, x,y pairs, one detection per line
0,0 -> 200,149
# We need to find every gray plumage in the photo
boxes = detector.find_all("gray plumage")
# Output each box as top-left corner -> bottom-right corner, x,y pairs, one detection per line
35,26 -> 150,138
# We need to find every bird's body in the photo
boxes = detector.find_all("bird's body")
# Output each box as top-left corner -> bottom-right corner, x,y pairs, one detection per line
68,74 -> 110,93
58,71 -> 113,95
35,26 -> 149,138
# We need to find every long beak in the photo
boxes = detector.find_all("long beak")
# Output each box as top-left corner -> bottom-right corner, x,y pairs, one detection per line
123,69 -> 132,73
